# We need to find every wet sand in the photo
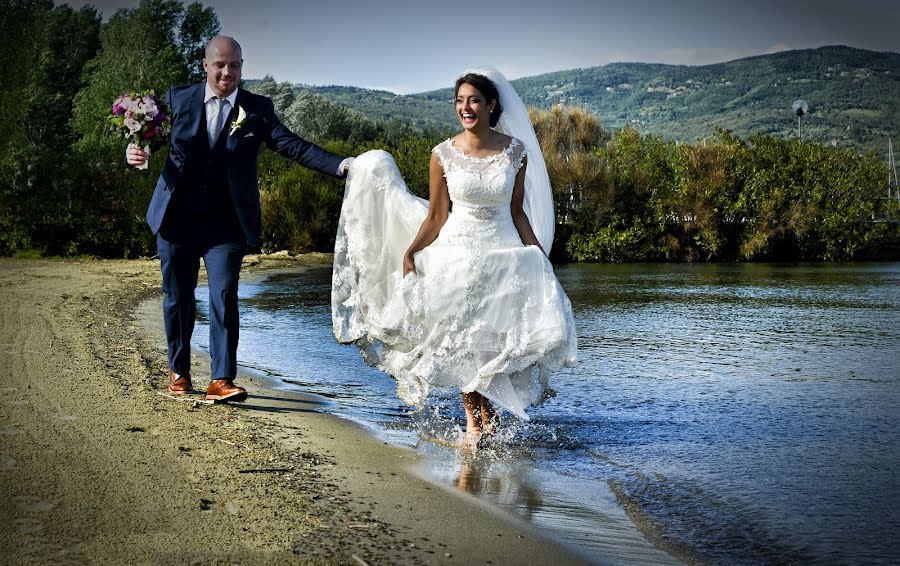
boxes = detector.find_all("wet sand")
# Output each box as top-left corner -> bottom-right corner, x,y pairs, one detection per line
0,256 -> 593,565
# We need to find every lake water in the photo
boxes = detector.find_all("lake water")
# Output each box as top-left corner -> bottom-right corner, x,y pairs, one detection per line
195,262 -> 900,564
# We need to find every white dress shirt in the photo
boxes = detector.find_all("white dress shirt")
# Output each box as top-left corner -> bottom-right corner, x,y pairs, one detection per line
204,83 -> 238,140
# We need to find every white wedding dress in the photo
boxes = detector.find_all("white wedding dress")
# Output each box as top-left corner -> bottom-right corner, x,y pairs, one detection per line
331,138 -> 577,420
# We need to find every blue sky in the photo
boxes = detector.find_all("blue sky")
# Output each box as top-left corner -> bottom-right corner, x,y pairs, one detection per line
61,0 -> 900,93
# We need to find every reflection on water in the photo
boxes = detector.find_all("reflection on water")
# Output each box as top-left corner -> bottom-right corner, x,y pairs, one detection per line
194,262 -> 900,564
454,451 -> 544,516
415,438 -> 678,565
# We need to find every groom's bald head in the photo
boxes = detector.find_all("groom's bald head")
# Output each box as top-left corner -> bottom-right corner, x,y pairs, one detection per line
205,36 -> 242,59
203,36 -> 243,98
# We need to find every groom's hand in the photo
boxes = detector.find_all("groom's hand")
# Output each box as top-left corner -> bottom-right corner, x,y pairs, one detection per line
338,157 -> 355,177
126,143 -> 149,167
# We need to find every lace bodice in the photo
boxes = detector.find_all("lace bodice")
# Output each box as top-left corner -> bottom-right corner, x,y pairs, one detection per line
431,138 -> 527,250
433,137 -> 527,209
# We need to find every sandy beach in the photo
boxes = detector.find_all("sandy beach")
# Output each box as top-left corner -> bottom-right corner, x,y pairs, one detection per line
0,256 -> 592,565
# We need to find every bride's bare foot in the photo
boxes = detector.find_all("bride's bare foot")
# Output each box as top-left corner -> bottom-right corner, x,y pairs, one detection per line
479,397 -> 498,436
462,391 -> 483,443
459,430 -> 481,448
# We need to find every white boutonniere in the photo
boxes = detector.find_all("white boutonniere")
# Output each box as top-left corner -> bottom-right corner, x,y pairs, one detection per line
229,105 -> 247,136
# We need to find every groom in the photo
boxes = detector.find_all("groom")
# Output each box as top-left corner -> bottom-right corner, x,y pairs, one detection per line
127,36 -> 352,402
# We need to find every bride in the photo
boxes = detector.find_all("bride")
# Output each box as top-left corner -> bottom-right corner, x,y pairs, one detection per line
332,68 -> 577,446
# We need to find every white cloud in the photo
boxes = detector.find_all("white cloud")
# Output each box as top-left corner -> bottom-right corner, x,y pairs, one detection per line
656,47 -> 759,65
596,51 -> 647,65
764,42 -> 793,54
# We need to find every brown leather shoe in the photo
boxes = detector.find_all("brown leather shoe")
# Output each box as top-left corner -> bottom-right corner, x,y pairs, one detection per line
167,370 -> 193,394
206,379 -> 248,403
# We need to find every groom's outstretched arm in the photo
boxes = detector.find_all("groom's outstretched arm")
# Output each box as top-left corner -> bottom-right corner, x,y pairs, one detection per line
259,97 -> 346,178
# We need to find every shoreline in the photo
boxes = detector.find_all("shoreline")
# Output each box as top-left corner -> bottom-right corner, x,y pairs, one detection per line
205,262 -> 683,565
0,256 -> 593,565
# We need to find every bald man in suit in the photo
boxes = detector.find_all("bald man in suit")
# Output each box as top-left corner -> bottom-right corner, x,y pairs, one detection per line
128,36 -> 352,402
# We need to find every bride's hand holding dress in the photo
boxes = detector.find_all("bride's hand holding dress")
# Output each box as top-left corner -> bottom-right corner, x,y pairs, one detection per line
402,153 -> 451,277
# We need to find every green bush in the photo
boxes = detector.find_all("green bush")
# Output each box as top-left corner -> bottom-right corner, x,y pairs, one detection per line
567,216 -> 655,262
258,149 -> 345,253
533,109 -> 897,262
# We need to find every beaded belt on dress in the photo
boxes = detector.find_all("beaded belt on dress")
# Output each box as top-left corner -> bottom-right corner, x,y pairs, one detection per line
453,203 -> 503,220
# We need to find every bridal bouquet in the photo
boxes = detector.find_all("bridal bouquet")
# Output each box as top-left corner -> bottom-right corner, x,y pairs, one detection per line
109,90 -> 171,170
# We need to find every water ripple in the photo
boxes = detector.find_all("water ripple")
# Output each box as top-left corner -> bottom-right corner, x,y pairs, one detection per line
192,262 -> 900,563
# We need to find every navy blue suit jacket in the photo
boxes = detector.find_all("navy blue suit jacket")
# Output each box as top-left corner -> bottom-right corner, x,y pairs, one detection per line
146,83 -> 344,245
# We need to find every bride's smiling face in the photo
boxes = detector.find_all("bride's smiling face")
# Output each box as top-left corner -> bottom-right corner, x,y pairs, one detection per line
455,83 -> 495,131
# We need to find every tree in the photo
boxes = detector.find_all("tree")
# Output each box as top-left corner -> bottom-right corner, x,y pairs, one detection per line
247,75 -> 295,115
565,128 -> 673,262
0,0 -> 49,154
282,91 -> 378,144
665,141 -> 730,260
530,106 -> 608,226
63,0 -> 220,257
0,0 -> 52,252
0,0 -> 103,255
177,2 -> 220,83
72,1 -> 189,147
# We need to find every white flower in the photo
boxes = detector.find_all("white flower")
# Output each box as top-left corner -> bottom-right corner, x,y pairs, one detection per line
229,105 -> 247,136
124,117 -> 142,133
143,102 -> 159,118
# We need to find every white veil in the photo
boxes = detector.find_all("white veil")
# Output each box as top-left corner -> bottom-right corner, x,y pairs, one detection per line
467,66 -> 555,254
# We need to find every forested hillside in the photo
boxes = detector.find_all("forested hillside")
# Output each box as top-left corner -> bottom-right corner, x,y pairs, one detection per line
279,46 -> 899,154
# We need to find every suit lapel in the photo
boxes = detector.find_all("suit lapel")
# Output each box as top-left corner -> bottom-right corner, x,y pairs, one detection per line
226,89 -> 244,152
187,83 -> 205,141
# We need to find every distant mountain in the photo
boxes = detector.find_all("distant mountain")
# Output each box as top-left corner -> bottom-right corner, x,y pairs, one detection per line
280,46 -> 900,153
282,84 -> 455,136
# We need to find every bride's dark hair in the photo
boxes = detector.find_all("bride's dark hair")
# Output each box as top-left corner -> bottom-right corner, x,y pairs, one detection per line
455,73 -> 503,127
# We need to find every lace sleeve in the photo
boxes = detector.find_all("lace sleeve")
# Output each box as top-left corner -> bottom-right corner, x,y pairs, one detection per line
511,139 -> 527,172
432,140 -> 452,173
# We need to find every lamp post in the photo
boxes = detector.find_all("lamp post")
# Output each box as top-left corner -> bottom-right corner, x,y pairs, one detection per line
792,99 -> 808,142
